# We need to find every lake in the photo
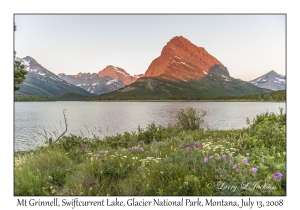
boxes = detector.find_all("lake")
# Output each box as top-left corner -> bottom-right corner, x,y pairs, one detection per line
14,101 -> 285,151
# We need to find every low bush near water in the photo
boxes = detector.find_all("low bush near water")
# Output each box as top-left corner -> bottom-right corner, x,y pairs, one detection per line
14,108 -> 286,196
175,107 -> 206,130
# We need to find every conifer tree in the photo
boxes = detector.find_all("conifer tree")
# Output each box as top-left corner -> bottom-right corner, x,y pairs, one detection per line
14,23 -> 27,91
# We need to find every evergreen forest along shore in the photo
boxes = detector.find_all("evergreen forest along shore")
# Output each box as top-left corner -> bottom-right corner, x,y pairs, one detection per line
14,90 -> 286,102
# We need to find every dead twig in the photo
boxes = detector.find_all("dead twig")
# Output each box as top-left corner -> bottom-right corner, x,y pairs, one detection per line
50,109 -> 67,144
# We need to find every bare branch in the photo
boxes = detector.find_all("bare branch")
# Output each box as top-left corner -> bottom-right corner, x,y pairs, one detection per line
51,109 -> 68,144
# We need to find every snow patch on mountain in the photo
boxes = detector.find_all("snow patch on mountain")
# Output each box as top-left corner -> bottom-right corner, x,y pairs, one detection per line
180,62 -> 193,69
106,79 -> 118,85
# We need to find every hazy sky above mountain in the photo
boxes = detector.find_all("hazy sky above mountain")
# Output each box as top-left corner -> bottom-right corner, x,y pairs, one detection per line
14,14 -> 285,81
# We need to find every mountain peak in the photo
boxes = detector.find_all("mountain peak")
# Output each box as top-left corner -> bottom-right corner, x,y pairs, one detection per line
98,65 -> 142,85
75,72 -> 83,77
145,36 -> 224,80
15,56 -> 94,97
22,56 -> 40,66
268,70 -> 277,75
23,56 -> 34,61
250,70 -> 286,90
168,36 -> 191,44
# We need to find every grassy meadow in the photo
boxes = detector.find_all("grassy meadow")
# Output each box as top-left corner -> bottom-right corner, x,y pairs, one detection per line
14,107 -> 286,196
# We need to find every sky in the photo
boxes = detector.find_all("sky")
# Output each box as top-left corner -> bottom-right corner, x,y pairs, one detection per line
14,14 -> 286,81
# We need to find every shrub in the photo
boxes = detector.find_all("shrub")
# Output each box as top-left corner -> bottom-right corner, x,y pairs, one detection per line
137,123 -> 172,144
175,107 -> 206,130
244,110 -> 286,152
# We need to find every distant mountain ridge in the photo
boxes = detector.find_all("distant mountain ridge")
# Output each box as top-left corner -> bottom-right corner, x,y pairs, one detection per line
92,36 -> 271,100
14,56 -> 95,97
16,36 -> 274,100
249,70 -> 286,90
58,66 -> 143,95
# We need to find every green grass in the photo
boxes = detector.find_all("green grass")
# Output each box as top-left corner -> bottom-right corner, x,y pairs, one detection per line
14,109 -> 286,196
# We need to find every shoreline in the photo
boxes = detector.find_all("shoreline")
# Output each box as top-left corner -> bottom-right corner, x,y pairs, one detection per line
14,100 -> 286,103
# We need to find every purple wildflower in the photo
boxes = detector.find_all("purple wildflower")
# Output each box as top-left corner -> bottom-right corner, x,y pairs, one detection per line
243,157 -> 248,163
209,156 -> 214,159
222,154 -> 227,159
99,150 -> 104,155
233,164 -> 238,169
135,147 -> 141,151
186,146 -> 192,151
194,142 -> 201,148
128,146 -> 143,153
251,167 -> 258,173
80,142 -> 87,147
273,172 -> 283,180
204,158 -> 208,162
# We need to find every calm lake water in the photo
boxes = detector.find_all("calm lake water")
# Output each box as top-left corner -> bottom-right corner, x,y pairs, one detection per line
14,102 -> 285,151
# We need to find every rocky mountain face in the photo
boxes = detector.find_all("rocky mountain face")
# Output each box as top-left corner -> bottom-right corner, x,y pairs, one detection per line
98,65 -> 141,85
145,36 -> 228,80
95,36 -> 271,100
249,70 -> 286,90
14,56 -> 95,97
58,72 -> 125,95
58,66 -> 143,95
